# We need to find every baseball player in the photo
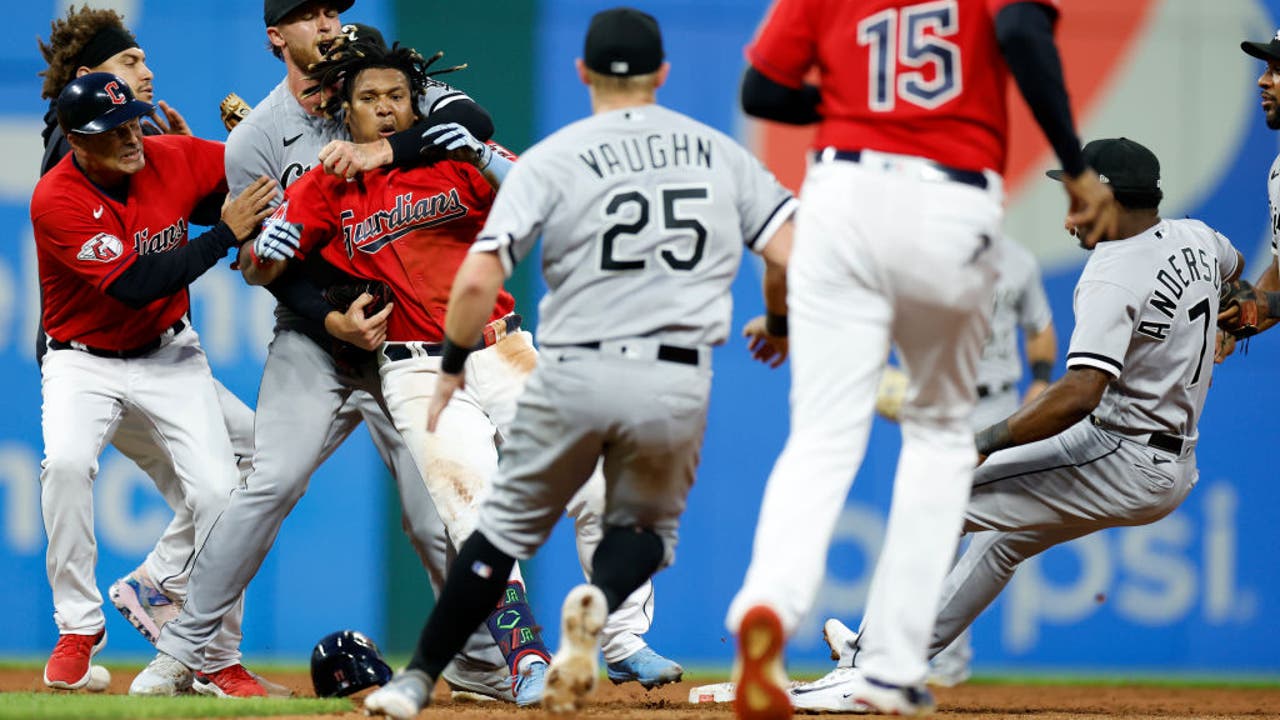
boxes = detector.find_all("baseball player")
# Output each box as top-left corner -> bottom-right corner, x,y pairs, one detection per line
30,72 -> 276,692
361,8 -> 794,718
1213,32 -> 1280,352
794,138 -> 1242,712
35,10 -> 273,696
726,1 -> 1118,717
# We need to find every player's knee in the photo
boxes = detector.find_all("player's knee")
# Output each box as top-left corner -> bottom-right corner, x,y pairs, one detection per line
39,450 -> 99,486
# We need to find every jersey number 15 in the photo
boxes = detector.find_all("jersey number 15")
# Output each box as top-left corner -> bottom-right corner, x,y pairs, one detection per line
858,0 -> 962,111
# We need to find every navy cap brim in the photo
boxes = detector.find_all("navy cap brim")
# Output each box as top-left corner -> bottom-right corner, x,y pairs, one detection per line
1242,40 -> 1280,62
73,99 -> 155,134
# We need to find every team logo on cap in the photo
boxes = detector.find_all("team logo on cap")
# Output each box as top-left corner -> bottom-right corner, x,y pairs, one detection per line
77,233 -> 123,263
104,80 -> 127,105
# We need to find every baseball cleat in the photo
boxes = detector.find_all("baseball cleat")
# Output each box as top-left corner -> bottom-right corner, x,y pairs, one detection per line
514,659 -> 549,707
363,669 -> 431,720
108,569 -> 180,645
43,629 -> 107,690
442,656 -> 514,703
788,667 -> 935,715
193,664 -> 268,698
821,617 -> 859,666
606,645 -> 684,689
129,651 -> 194,696
248,668 -> 294,698
542,584 -> 606,713
733,604 -> 791,720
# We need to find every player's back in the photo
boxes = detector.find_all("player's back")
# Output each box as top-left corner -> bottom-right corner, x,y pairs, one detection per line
511,104 -> 792,349
1081,218 -> 1238,441
749,0 -> 1051,173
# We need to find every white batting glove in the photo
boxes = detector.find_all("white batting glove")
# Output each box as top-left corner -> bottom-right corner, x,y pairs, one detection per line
422,121 -> 493,170
254,218 -> 302,262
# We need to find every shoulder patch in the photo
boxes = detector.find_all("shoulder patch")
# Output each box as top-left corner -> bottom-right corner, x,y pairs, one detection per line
77,233 -> 124,263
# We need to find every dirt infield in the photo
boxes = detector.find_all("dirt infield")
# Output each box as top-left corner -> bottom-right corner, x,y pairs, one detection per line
3,667 -> 1277,719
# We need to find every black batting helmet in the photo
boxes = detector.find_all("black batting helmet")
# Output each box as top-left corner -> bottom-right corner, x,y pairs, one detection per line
57,72 -> 153,135
310,629 -> 393,697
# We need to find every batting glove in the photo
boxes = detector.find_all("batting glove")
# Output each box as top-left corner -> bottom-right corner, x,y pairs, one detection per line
254,218 -> 302,262
422,122 -> 493,170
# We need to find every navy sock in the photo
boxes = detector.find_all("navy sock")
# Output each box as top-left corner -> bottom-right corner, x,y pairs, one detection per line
590,526 -> 665,613
407,531 -> 516,680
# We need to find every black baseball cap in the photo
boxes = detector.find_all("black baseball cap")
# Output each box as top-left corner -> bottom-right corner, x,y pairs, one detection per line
57,72 -> 154,135
339,23 -> 385,50
583,7 -> 664,77
264,0 -> 354,27
1046,137 -> 1162,205
1242,30 -> 1280,62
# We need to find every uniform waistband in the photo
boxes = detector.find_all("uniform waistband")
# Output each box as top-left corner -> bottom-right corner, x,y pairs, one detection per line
381,314 -> 521,364
1090,414 -> 1185,456
816,147 -> 991,191
977,382 -> 1015,399
46,318 -> 188,359
546,338 -> 708,367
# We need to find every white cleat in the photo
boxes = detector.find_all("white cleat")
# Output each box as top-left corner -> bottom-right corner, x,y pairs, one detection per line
542,584 -> 606,714
788,666 -> 935,715
129,652 -> 194,696
363,669 -> 431,719
442,657 -> 513,703
821,618 -> 859,666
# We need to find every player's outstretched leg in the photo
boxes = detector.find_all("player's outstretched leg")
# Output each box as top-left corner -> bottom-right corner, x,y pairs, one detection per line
543,584 -> 606,714
733,605 -> 791,720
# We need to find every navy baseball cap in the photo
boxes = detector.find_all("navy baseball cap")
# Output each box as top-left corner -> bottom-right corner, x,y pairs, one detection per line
339,23 -> 385,50
1047,137 -> 1163,207
265,0 -> 354,27
57,72 -> 154,135
583,7 -> 664,77
1242,29 -> 1280,62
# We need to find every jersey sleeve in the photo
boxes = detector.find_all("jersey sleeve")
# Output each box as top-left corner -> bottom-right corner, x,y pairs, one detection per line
271,171 -> 339,260
31,196 -> 137,292
182,136 -> 230,198
1018,260 -> 1053,334
471,156 -> 555,278
419,78 -> 474,116
1065,279 -> 1137,379
732,145 -> 797,254
225,120 -> 276,199
745,0 -> 818,89
1211,228 -> 1240,280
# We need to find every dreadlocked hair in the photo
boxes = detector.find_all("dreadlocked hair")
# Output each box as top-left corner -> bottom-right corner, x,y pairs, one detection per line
302,40 -> 467,120
38,4 -> 129,99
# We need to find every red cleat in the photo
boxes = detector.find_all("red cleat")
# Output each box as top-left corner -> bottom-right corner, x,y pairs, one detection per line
43,630 -> 107,690
733,605 -> 791,720
193,664 -> 268,698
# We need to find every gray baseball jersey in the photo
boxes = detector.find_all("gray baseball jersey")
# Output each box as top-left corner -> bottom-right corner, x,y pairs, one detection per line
1067,218 -> 1238,442
976,235 -> 1052,391
472,104 -> 796,348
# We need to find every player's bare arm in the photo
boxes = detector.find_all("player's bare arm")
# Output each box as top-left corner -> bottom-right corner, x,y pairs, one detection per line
426,251 -> 505,432
976,366 -> 1110,462
743,219 -> 794,368
1022,322 -> 1058,404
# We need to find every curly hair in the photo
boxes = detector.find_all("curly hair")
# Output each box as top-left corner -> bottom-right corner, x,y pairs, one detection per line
37,5 -> 130,99
302,39 -> 465,119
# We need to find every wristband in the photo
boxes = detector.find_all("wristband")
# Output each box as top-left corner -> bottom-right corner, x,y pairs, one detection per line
1030,360 -> 1053,383
765,313 -> 788,337
975,419 -> 1014,457
440,336 -> 473,375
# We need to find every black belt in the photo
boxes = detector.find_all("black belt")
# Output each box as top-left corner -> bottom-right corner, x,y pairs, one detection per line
1090,415 -> 1183,455
382,314 -> 522,363
820,149 -> 989,190
571,341 -> 701,366
977,382 -> 1014,399
47,318 -> 187,359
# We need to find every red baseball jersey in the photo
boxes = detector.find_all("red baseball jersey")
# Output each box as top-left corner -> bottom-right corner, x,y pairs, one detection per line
30,135 -> 228,350
747,0 -> 1059,173
277,160 -> 515,344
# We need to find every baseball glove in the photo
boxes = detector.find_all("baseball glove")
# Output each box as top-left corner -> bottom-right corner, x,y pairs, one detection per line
220,93 -> 251,132
323,280 -> 392,316
1218,278 -> 1266,339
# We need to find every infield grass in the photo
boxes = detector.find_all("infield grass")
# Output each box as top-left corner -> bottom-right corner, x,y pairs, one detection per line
0,693 -> 350,720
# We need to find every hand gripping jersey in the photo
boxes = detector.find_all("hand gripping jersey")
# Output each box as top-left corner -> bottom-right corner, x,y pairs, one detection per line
30,135 -> 228,350
748,0 -> 1059,173
273,159 -> 515,342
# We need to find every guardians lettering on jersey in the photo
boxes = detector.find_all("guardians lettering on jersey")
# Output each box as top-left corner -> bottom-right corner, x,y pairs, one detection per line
579,132 -> 712,179
1139,243 -> 1222,342
134,218 -> 188,255
340,190 -> 468,256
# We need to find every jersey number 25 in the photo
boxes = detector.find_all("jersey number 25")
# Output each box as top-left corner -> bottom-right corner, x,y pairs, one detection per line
858,0 -> 962,111
599,185 -> 711,272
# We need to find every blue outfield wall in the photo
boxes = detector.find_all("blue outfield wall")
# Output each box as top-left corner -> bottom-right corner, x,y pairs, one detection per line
1,0 -> 1278,676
